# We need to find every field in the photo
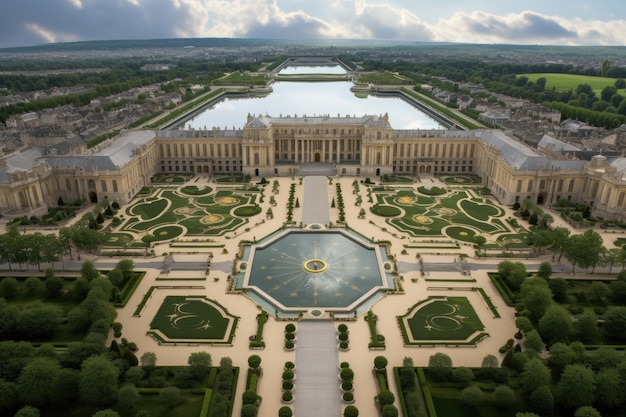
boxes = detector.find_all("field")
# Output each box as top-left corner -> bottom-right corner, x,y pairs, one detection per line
520,73 -> 626,97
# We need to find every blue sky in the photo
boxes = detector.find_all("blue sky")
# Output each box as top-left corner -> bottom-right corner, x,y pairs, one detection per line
0,0 -> 624,48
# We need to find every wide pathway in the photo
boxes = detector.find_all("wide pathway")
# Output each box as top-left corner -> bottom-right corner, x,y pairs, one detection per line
294,321 -> 341,417
294,176 -> 341,416
302,176 -> 330,225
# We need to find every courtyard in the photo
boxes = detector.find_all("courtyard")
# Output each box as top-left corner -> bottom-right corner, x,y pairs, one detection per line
102,173 -> 523,417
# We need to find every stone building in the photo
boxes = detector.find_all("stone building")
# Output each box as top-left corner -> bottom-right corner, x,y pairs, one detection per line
0,114 -> 625,221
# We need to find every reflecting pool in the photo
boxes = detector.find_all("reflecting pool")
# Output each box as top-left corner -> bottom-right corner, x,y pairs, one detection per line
278,65 -> 347,75
241,229 -> 390,314
184,68 -> 445,130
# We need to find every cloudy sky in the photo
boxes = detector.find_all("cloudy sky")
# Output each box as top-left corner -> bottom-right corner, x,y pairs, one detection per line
1,0 -> 625,49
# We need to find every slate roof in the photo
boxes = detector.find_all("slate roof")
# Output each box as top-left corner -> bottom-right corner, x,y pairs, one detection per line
0,148 -> 44,182
538,134 -> 581,152
45,130 -> 154,171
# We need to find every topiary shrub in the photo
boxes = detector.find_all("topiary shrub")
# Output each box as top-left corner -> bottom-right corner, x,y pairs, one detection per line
278,406 -> 293,417
338,324 -> 348,333
285,323 -> 296,332
344,405 -> 359,417
342,392 -> 354,402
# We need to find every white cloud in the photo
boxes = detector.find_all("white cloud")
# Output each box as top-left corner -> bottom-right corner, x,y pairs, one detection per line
67,0 -> 83,9
25,23 -> 78,44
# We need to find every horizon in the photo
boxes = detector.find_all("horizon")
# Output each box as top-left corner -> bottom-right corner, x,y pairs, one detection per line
1,1 -> 625,49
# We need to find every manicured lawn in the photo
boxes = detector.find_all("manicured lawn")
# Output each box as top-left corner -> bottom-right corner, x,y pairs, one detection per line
400,296 -> 484,342
115,186 -> 260,241
151,173 -> 193,183
441,175 -> 482,184
149,295 -> 238,343
371,189 -> 526,247
180,185 -> 213,195
520,73 -> 626,98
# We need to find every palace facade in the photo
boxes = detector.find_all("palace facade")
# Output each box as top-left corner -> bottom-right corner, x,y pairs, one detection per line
1,114 -> 625,221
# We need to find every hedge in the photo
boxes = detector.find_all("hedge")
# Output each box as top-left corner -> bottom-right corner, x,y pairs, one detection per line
417,368 -> 437,417
199,388 -> 212,417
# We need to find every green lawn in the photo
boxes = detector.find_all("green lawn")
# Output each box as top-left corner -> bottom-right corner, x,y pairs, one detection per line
373,189 -> 524,245
520,73 -> 626,98
114,186 -> 259,241
399,296 -> 484,342
149,295 -> 238,343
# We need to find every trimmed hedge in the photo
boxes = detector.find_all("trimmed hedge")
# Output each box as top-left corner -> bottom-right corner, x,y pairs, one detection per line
417,368 -> 437,417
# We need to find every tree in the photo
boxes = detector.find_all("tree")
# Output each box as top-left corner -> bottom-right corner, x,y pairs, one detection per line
588,347 -> 622,372
460,385 -> 484,408
343,405 -> 359,417
574,406 -> 602,417
452,367 -> 474,388
529,385 -> 554,416
17,305 -> 60,340
523,329 -> 544,353
374,355 -> 388,370
241,404 -> 258,417
547,342 -> 577,375
564,230 -> 604,273
80,260 -> 100,281
594,369 -> 623,409
603,248 -> 622,274
242,388 -> 260,405
116,259 -> 134,282
574,314 -> 599,344
118,384 -> 141,411
537,262 -> 552,279
538,305 -> 573,346
140,352 -> 157,367
247,354 -> 261,369
615,78 -> 626,89
45,275 -> 64,297
279,406 -> 293,417
14,406 -> 40,417
159,386 -> 182,408
79,355 -> 119,406
188,351 -> 211,380
17,357 -> 61,407
494,385 -> 515,409
520,278 -> 553,322
481,354 -> 499,369
50,368 -> 79,407
557,364 -> 596,409
381,404 -> 399,417
0,277 -> 19,299
521,358 -> 551,393
498,261 -> 527,291
602,307 -> 626,341
0,378 -> 18,411
24,277 -> 43,297
428,352 -> 452,381
0,300 -> 19,340
107,269 -> 124,289
548,278 -> 569,303
376,390 -> 395,408
550,227 -> 571,261
515,316 -> 533,333
609,279 -> 626,305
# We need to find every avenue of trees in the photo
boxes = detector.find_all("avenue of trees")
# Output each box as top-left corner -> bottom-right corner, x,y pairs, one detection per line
0,223 -> 103,272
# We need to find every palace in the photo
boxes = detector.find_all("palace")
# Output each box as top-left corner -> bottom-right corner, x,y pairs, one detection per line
1,113 -> 625,220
